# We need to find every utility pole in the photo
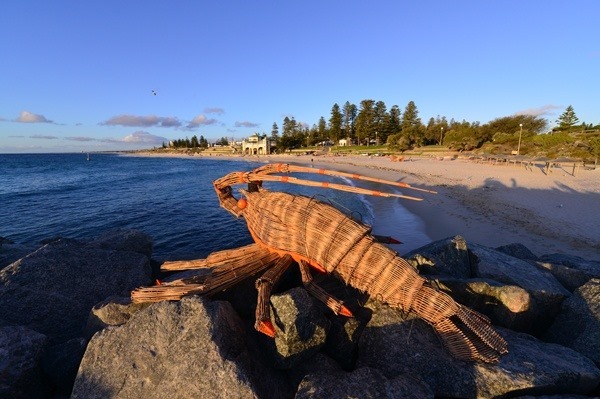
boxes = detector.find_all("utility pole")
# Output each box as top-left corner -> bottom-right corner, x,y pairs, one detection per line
517,124 -> 523,155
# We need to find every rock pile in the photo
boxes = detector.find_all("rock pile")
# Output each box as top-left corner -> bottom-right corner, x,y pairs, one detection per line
0,229 -> 153,398
1,231 -> 599,398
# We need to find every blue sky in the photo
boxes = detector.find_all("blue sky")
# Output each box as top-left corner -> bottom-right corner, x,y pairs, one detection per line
1,1 -> 598,153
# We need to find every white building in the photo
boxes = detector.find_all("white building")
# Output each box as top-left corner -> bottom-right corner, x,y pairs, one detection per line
241,134 -> 275,155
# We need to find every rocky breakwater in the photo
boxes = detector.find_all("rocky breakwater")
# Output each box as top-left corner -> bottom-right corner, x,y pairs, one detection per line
1,231 -> 599,398
0,229 -> 154,398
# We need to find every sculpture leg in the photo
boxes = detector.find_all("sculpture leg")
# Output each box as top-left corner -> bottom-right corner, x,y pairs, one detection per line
132,245 -> 279,303
298,261 -> 353,317
254,254 -> 294,337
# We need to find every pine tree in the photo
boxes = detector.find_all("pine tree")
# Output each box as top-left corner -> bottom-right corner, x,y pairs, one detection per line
386,105 -> 402,142
270,122 -> 279,140
401,101 -> 421,130
374,101 -> 387,144
317,116 -> 328,140
342,101 -> 357,141
356,99 -> 376,145
401,101 -> 424,147
556,105 -> 580,131
329,103 -> 343,142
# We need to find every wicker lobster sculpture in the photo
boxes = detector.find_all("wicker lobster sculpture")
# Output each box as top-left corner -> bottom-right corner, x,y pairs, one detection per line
132,163 -> 508,363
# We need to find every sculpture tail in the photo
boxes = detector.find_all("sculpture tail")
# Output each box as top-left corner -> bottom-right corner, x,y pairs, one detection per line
411,285 -> 508,363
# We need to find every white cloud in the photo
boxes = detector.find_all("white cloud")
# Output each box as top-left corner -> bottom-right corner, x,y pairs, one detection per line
120,131 -> 168,145
187,114 -> 218,129
16,111 -> 53,123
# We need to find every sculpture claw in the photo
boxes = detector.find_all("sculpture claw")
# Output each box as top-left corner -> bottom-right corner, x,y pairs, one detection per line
256,320 -> 276,338
339,304 -> 353,317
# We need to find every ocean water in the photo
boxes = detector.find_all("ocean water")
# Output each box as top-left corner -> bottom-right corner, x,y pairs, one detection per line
1,153 -> 402,261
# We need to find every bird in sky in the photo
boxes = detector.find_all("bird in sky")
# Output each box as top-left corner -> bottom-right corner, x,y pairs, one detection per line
151,90 -> 157,96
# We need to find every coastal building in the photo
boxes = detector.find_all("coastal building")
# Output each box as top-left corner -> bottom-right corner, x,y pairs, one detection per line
241,134 -> 276,155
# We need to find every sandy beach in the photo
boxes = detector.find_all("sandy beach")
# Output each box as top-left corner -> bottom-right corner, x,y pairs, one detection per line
133,151 -> 600,262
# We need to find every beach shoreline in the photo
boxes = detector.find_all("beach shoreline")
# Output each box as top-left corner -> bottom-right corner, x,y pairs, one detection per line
128,151 -> 600,262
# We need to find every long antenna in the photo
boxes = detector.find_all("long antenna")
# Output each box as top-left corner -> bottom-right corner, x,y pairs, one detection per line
249,173 -> 424,201
251,163 -> 437,194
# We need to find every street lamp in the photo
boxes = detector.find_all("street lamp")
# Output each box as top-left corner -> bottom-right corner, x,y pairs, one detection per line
517,123 -> 523,155
440,127 -> 444,145
375,131 -> 378,145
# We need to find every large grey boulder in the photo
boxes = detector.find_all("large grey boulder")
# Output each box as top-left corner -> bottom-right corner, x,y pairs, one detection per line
0,326 -> 48,399
268,287 -> 331,369
543,279 -> 600,367
0,239 -> 37,270
356,299 -> 479,398
495,242 -> 539,261
534,253 -> 600,292
356,300 -> 600,398
0,238 -> 152,344
85,228 -> 154,259
404,235 -> 472,278
295,366 -> 433,399
322,311 -> 368,370
84,295 -> 151,338
40,336 -> 87,395
469,243 -> 571,334
435,277 -> 533,332
285,352 -> 342,390
72,296 -> 291,399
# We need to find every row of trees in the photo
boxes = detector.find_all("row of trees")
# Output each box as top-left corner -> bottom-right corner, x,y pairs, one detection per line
164,135 -> 229,149
164,103 -> 595,155
268,101 -> 596,153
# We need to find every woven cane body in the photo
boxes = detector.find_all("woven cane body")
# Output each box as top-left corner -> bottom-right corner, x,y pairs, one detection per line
132,164 -> 508,363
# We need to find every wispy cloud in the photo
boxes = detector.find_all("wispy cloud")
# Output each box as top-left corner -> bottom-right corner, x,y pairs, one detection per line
15,111 -> 53,123
234,121 -> 260,128
186,114 -> 219,129
100,114 -> 182,128
159,117 -> 182,127
514,105 -> 562,117
204,107 -> 225,115
30,134 -> 59,140
65,136 -> 96,142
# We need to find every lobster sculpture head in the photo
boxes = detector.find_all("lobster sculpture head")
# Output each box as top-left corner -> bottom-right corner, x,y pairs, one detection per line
133,162 -> 508,364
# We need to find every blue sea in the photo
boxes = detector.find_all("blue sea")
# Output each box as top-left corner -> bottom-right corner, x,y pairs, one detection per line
0,153 -> 429,261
